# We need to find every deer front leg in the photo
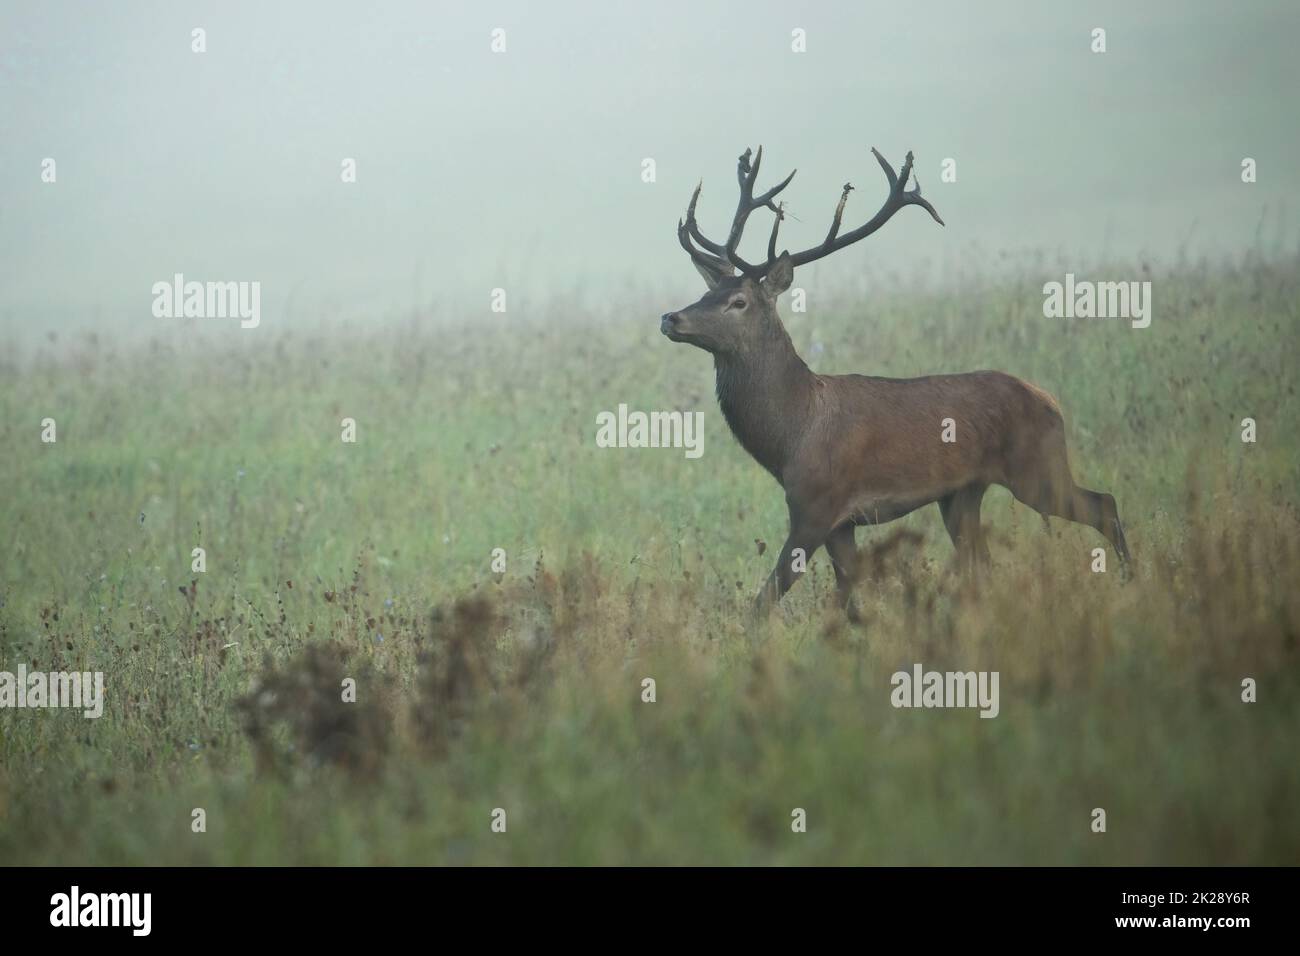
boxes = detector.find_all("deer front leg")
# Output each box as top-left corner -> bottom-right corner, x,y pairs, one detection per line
824,524 -> 863,622
753,520 -> 829,617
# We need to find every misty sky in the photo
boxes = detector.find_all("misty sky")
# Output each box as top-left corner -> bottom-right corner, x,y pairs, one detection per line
1,0 -> 1296,334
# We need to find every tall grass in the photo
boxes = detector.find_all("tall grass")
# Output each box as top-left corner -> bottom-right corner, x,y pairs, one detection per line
0,255 -> 1296,864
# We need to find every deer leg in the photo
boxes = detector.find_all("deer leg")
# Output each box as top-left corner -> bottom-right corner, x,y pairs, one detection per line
1008,472 -> 1131,568
1005,423 -> 1132,569
824,524 -> 863,622
1066,486 -> 1131,566
938,483 -> 990,575
754,522 -> 829,616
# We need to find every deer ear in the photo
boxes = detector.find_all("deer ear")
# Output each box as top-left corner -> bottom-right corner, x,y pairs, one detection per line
692,258 -> 733,291
762,252 -> 794,296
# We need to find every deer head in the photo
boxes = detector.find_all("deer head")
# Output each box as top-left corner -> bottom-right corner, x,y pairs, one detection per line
659,253 -> 794,355
660,146 -> 944,357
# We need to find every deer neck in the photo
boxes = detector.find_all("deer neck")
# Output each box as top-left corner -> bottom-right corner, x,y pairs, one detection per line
713,321 -> 814,480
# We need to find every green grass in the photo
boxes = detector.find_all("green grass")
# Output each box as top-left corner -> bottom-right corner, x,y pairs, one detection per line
1,254 -> 1297,864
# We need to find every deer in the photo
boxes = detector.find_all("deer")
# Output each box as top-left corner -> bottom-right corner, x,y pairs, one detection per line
660,146 -> 1131,619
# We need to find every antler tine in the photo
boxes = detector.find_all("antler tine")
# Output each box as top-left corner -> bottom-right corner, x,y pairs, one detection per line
903,169 -> 945,226
766,201 -> 785,264
737,146 -> 758,190
825,182 -> 854,245
873,147 -> 901,190
882,149 -> 943,225
756,168 -> 797,210
684,181 -> 728,257
678,216 -> 733,276
686,180 -> 703,223
787,147 -> 945,269
725,146 -> 760,259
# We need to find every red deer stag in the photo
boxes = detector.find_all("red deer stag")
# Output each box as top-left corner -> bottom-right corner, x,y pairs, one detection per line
661,146 -> 1131,618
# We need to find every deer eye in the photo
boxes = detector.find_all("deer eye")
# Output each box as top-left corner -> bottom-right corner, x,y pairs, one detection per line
729,297 -> 747,310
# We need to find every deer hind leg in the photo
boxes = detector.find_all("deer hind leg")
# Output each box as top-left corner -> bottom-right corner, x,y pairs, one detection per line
824,524 -> 863,622
1007,435 -> 1131,567
1066,486 -> 1131,565
938,483 -> 991,576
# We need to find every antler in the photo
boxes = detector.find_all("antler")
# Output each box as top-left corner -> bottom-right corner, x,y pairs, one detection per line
678,146 -> 796,279
785,148 -> 944,269
678,146 -> 944,280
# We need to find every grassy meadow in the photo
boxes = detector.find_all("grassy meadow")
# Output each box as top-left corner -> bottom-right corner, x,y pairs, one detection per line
1,253 -> 1298,865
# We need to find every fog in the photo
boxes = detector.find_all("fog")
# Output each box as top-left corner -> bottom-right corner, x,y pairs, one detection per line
2,0 -> 1296,335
